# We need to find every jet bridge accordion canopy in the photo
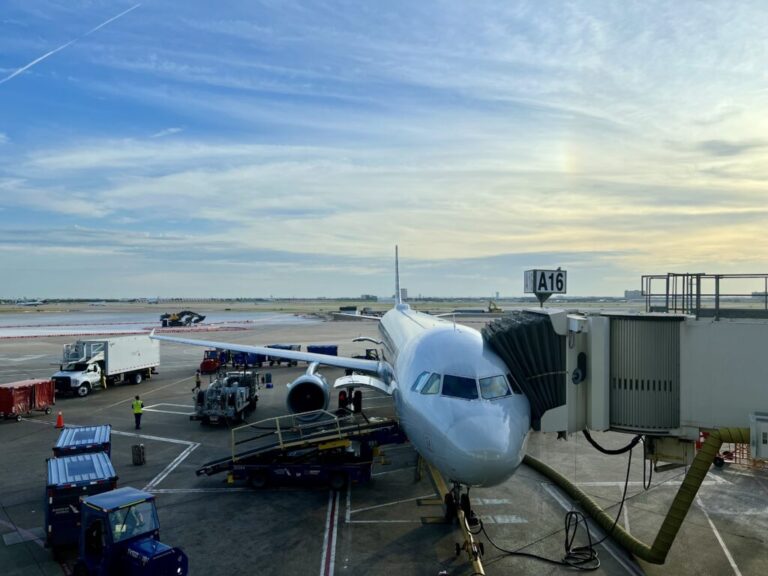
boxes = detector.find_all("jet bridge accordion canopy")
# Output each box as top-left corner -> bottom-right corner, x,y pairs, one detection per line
483,311 -> 565,430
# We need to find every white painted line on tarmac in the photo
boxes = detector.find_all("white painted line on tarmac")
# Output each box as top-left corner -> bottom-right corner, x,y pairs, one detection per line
696,495 -> 742,576
143,441 -> 200,491
143,404 -> 195,416
542,483 -> 644,576
0,354 -> 48,363
149,488 -> 253,494
347,520 -> 422,524
473,498 -> 513,505
0,519 -> 44,548
345,482 -> 352,523
102,375 -> 193,410
320,490 -> 340,576
111,430 -> 196,446
377,444 -> 414,453
482,515 -> 527,524
371,467 -> 410,477
575,480 -> 722,487
350,493 -> 436,515
620,486 -> 631,534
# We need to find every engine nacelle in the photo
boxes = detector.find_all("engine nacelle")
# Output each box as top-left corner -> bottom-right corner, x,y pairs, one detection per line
286,362 -> 329,419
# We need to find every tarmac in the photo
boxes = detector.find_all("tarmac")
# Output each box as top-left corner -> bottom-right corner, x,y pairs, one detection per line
0,315 -> 766,576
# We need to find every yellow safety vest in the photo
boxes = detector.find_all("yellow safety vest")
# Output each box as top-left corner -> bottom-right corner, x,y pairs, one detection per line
132,400 -> 143,414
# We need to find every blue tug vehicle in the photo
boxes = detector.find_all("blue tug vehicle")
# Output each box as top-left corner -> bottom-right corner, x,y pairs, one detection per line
73,487 -> 188,576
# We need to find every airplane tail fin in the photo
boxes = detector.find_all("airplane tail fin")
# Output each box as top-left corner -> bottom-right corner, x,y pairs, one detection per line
395,245 -> 401,305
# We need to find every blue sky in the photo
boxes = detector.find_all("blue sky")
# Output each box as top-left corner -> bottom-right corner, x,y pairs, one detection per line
2,1 -> 768,299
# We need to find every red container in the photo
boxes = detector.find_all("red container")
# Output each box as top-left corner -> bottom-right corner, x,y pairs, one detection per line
0,379 -> 55,421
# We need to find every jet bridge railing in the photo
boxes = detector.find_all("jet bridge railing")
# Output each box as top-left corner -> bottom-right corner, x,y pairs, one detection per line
642,272 -> 768,319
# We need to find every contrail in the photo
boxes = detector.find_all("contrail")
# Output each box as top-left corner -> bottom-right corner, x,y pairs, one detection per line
0,3 -> 141,86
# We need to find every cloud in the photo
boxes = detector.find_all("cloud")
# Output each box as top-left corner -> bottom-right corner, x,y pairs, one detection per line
695,139 -> 767,157
150,127 -> 184,138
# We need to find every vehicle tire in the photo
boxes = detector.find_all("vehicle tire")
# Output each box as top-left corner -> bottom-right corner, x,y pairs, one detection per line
44,407 -> 52,415
352,390 -> 363,413
15,414 -> 22,422
133,372 -> 143,385
444,493 -> 457,522
714,456 -> 725,468
329,471 -> 347,491
77,383 -> 90,397
249,470 -> 268,489
460,493 -> 471,517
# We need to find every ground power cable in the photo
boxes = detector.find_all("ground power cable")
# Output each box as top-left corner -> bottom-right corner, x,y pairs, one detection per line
473,438 -> 638,572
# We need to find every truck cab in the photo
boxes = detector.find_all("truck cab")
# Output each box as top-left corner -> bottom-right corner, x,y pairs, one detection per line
75,487 -> 187,576
53,362 -> 102,397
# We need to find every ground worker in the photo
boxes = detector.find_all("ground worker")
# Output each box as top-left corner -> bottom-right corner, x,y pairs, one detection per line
132,395 -> 144,430
192,370 -> 202,392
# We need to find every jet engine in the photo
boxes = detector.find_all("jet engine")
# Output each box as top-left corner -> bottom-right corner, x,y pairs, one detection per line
286,362 -> 329,418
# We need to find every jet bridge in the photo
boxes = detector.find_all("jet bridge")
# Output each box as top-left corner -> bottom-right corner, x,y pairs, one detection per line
483,272 -> 768,465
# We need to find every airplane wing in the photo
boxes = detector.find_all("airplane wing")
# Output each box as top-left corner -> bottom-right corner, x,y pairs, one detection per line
150,333 -> 384,375
334,312 -> 382,321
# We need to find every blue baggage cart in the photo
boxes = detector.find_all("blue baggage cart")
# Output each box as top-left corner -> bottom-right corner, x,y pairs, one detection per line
45,452 -> 118,550
53,425 -> 112,457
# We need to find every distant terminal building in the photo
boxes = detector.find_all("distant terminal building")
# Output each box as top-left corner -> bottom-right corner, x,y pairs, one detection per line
624,290 -> 643,300
360,294 -> 378,302
400,288 -> 408,301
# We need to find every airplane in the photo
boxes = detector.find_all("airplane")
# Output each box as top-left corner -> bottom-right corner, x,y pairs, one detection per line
15,298 -> 44,306
150,247 -> 531,514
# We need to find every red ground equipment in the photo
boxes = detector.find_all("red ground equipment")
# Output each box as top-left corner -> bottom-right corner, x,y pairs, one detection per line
200,349 -> 229,374
0,379 -> 55,422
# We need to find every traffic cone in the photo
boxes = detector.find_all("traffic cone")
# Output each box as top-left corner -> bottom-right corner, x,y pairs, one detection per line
55,411 -> 64,429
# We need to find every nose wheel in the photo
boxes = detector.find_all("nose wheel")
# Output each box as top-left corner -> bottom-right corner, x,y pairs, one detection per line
447,483 -> 485,572
445,483 -> 478,524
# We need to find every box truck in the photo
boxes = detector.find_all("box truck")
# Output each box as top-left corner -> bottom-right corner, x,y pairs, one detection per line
52,336 -> 160,397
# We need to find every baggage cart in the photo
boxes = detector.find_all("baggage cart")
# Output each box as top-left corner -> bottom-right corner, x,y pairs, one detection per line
53,425 -> 112,457
45,452 -> 118,551
0,379 -> 55,422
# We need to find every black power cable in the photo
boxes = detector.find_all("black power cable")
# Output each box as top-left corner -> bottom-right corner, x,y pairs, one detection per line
583,429 -> 642,455
474,439 -> 637,572
642,436 -> 654,490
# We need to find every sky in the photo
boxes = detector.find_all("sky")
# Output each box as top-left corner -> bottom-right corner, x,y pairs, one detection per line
1,1 -> 768,299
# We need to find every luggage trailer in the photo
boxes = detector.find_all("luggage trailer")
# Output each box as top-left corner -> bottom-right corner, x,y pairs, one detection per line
196,410 -> 407,490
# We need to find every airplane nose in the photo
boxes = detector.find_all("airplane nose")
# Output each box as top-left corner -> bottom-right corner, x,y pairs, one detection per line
445,415 -> 526,486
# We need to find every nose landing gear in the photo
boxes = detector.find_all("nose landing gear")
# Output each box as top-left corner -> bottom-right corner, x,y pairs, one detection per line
445,483 -> 485,572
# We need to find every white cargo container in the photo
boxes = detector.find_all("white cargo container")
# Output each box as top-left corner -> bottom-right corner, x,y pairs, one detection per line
52,335 -> 160,397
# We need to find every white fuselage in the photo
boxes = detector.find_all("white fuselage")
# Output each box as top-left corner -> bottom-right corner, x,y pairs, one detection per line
379,304 -> 531,487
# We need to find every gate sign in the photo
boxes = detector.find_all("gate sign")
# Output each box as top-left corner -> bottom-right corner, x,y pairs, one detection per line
524,269 -> 567,295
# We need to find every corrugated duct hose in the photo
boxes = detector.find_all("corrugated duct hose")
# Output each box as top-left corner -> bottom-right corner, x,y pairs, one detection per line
523,427 -> 751,564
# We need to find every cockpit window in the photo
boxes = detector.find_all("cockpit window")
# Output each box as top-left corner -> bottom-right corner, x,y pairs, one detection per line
441,375 -> 479,400
411,371 -> 430,391
420,373 -> 441,395
479,375 -> 511,399
507,373 -> 524,395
